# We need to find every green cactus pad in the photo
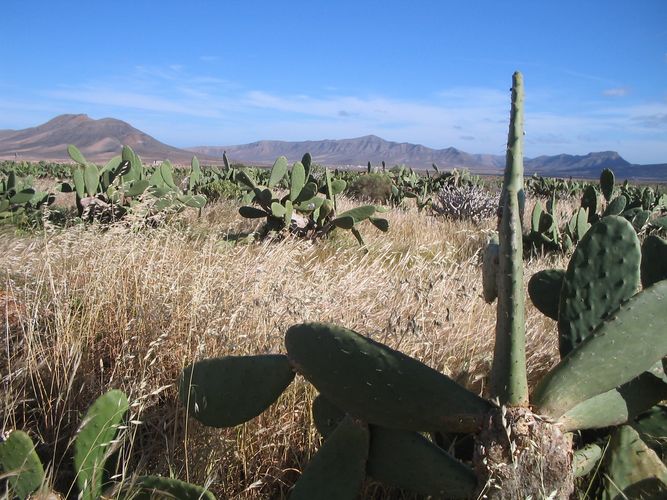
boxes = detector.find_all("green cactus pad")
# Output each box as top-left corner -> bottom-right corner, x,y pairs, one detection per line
294,182 -> 318,204
290,415 -> 368,500
289,162 -> 306,201
285,323 -> 491,432
581,186 -> 598,221
179,355 -> 295,428
528,269 -> 564,321
239,206 -> 269,219
68,144 -> 88,165
236,171 -> 256,190
369,217 -> 389,232
9,189 -> 36,204
632,405 -> 667,464
177,195 -> 207,209
336,205 -> 376,222
131,475 -> 216,499
575,207 -> 591,241
631,209 -> 651,231
74,389 -> 129,500
482,233 -> 499,303
284,200 -> 293,226
270,202 -> 286,218
268,156 -> 288,188
312,394 -> 345,439
531,201 -> 543,233
293,196 -> 324,212
367,426 -> 477,498
159,162 -> 177,190
0,430 -> 45,499
332,216 -> 354,229
83,163 -> 99,197
330,179 -> 346,196
125,180 -> 150,198
573,443 -> 602,478
602,425 -> 667,499
557,215 -> 640,357
557,369 -> 667,431
641,235 -> 667,288
600,168 -> 615,202
301,152 -> 312,176
603,196 -> 627,217
533,280 -> 667,419
72,166 -> 86,198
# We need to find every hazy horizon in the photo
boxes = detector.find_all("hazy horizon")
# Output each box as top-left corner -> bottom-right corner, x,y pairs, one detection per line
3,1 -> 666,164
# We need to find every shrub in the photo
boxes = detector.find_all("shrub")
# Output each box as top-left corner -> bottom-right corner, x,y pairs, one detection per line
346,173 -> 393,203
433,184 -> 499,223
197,179 -> 243,202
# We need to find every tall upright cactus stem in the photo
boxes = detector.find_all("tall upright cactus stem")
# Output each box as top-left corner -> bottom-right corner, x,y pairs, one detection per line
490,72 -> 529,406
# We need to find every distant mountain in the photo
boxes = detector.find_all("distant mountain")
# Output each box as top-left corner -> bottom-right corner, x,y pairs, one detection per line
190,135 -> 506,174
192,137 -> 667,180
1,115 -> 665,180
0,114 -> 207,163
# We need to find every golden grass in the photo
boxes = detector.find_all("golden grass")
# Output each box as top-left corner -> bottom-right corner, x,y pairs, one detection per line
1,196 -> 567,498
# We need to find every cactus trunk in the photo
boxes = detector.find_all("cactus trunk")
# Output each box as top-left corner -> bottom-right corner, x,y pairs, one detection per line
490,71 -> 529,406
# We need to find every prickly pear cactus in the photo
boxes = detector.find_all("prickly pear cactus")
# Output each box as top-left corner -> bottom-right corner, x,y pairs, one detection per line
178,72 -> 667,499
0,430 -> 45,499
74,389 -> 129,500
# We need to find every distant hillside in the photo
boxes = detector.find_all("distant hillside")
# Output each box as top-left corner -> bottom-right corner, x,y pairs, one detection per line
193,137 -> 667,180
191,135 -> 506,174
0,114 -> 209,163
1,115 -> 665,180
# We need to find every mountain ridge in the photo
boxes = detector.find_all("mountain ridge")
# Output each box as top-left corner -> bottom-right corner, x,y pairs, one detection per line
0,114 -> 209,163
1,114 -> 665,180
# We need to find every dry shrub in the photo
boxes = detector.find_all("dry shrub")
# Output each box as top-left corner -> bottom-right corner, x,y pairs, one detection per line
0,196 -> 561,498
434,184 -> 500,223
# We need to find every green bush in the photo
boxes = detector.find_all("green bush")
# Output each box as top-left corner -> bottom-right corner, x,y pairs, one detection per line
197,179 -> 243,201
346,173 -> 393,203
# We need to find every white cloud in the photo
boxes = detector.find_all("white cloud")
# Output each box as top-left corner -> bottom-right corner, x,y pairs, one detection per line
2,64 -> 666,164
603,87 -> 630,97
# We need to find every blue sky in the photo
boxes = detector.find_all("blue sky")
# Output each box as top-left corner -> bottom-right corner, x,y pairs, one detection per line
2,1 -> 666,163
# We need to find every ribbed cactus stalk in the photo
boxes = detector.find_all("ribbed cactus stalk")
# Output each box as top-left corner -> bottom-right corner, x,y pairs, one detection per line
490,71 -> 528,406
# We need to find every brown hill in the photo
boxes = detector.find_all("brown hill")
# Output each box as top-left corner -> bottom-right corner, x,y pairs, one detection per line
0,114 -> 206,163
1,115 -> 665,180
191,135 -> 506,174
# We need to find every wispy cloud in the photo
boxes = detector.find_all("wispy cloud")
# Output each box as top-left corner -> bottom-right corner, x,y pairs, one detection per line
2,64 -> 666,163
603,87 -> 630,97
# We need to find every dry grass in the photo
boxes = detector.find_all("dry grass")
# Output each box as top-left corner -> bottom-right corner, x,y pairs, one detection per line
1,196 -> 566,498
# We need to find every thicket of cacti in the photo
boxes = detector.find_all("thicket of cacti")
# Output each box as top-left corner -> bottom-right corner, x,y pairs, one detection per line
178,72 -> 667,498
1,72 -> 666,498
0,390 -> 214,499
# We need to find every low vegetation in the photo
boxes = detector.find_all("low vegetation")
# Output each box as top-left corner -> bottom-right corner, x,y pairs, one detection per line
1,72 -> 666,499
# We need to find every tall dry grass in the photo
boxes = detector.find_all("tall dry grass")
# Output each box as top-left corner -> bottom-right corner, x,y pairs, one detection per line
1,196 -> 567,498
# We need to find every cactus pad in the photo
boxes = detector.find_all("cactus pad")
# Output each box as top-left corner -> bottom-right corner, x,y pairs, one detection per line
268,156 -> 288,188
533,280 -> 667,418
0,430 -> 45,499
290,415 -> 368,500
602,425 -> 667,499
557,369 -> 667,431
285,323 -> 491,432
600,168 -> 615,202
573,443 -> 602,478
641,235 -> 667,288
557,216 -> 640,357
528,269 -> 564,321
132,475 -> 216,499
179,355 -> 295,428
74,389 -> 129,500
367,426 -> 477,498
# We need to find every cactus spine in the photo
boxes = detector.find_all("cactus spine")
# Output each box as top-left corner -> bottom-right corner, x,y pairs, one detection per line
490,71 -> 528,406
